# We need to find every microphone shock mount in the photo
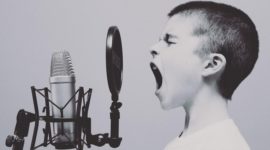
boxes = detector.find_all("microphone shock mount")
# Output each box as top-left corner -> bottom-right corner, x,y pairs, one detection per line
5,86 -> 122,150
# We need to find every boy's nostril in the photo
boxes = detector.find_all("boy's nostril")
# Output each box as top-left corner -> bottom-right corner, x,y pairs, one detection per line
151,50 -> 158,57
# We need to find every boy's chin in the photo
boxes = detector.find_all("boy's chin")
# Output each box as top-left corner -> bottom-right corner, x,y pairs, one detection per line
156,89 -> 184,110
161,103 -> 174,110
159,96 -> 182,110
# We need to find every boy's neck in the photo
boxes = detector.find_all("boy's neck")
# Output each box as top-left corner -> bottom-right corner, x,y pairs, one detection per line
181,85 -> 230,137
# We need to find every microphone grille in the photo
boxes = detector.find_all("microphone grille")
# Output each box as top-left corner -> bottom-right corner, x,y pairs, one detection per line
50,51 -> 75,77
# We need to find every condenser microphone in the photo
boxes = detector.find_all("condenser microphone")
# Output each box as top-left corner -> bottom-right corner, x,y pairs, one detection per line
50,51 -> 76,149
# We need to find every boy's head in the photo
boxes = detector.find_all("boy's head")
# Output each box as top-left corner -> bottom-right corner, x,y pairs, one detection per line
150,1 -> 259,109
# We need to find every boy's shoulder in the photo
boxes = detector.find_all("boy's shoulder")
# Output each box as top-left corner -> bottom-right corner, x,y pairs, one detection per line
164,119 -> 250,150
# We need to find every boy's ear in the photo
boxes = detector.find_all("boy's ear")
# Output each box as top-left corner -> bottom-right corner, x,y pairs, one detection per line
202,53 -> 226,77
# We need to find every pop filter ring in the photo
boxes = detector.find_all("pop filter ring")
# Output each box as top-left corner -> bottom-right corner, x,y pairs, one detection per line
106,26 -> 123,101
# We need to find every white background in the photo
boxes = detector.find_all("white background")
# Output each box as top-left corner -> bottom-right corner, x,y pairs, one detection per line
0,0 -> 269,150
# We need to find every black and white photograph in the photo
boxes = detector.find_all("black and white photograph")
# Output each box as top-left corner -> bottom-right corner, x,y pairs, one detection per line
0,0 -> 269,150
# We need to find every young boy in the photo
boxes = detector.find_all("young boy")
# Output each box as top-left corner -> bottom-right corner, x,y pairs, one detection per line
149,1 -> 258,150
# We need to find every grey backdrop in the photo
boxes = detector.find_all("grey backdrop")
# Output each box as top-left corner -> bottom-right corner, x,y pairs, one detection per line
0,0 -> 269,150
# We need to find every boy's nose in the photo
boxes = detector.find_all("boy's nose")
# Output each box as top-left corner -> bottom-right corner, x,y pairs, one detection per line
149,44 -> 160,58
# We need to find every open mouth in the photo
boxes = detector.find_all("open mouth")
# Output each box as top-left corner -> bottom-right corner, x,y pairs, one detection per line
150,62 -> 162,90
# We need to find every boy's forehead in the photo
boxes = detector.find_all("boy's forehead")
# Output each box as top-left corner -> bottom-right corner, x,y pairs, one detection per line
162,14 -> 205,37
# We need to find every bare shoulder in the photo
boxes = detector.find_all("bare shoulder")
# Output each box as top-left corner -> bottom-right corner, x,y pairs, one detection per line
164,119 -> 250,150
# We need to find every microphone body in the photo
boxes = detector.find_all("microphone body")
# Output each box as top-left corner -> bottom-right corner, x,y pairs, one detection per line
50,51 -> 76,148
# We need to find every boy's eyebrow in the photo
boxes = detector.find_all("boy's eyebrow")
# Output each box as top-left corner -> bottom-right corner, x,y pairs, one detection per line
167,33 -> 178,39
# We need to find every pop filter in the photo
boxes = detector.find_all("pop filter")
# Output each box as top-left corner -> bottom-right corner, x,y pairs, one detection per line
106,26 -> 123,101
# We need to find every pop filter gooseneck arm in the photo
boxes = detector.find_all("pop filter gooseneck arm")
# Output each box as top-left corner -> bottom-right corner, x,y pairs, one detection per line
106,26 -> 123,148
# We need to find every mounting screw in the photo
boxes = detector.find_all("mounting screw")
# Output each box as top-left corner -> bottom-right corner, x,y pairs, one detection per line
6,135 -> 15,147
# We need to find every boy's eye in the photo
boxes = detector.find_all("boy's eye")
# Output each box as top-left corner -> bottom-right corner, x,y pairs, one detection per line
165,40 -> 175,45
164,34 -> 176,46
